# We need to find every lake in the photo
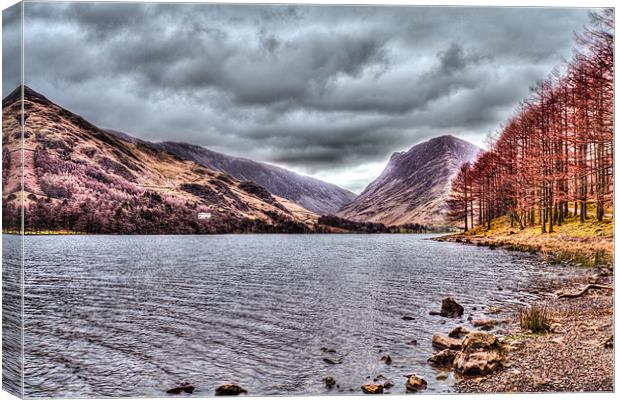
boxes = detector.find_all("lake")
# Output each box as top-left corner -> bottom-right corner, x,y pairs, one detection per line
9,234 -> 586,397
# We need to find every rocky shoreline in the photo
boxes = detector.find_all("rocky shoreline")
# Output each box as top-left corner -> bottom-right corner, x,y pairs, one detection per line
452,269 -> 614,393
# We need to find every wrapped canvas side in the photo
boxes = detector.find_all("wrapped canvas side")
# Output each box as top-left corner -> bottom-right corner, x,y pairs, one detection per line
2,2 -> 24,398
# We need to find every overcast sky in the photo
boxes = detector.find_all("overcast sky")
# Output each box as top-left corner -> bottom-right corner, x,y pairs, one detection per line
4,3 -> 595,193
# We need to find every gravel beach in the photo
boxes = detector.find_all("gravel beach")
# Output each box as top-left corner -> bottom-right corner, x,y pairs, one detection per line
455,272 -> 614,393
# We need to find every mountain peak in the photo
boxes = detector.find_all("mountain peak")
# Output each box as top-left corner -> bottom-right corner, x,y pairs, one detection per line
3,85 -> 52,107
338,135 -> 480,226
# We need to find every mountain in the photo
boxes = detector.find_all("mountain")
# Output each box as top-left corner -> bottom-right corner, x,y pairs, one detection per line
2,86 -> 318,234
337,135 -> 480,226
104,137 -> 357,215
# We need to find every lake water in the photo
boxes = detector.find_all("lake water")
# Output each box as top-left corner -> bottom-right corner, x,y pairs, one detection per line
10,234 -> 586,397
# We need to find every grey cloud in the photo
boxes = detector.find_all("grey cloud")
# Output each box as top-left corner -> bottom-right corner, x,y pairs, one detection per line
11,3 -> 596,191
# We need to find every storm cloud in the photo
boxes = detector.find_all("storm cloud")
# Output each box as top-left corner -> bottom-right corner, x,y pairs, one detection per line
6,2 -> 595,192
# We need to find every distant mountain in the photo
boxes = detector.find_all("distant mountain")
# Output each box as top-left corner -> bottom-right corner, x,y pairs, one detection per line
118,140 -> 356,215
338,135 -> 480,226
2,86 -> 318,234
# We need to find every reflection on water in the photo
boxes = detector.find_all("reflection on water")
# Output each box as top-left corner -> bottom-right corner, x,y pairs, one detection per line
3,234 -> 23,398
22,234 -> 585,397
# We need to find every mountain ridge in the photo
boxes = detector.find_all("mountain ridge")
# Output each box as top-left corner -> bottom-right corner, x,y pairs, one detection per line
120,137 -> 357,215
2,85 -> 319,233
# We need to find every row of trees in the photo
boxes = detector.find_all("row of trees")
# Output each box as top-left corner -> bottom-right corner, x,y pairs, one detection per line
448,10 -> 613,233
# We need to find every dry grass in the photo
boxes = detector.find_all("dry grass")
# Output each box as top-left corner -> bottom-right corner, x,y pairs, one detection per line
458,209 -> 613,267
519,305 -> 551,333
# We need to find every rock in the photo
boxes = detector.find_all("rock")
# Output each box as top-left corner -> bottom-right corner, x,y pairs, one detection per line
166,384 -> 195,395
448,326 -> 470,338
373,375 -> 394,389
361,384 -> 383,394
461,332 -> 500,351
323,358 -> 341,365
453,350 -> 504,376
432,333 -> 463,350
320,347 -> 337,353
550,337 -> 564,345
427,349 -> 458,367
453,332 -> 504,376
380,355 -> 392,365
405,374 -> 427,392
429,311 -> 441,316
436,371 -> 449,380
440,297 -> 464,318
373,374 -> 387,382
215,384 -> 247,396
604,335 -> 613,348
324,376 -> 336,388
407,339 -> 418,346
402,316 -> 415,321
471,319 -> 498,331
488,306 -> 502,314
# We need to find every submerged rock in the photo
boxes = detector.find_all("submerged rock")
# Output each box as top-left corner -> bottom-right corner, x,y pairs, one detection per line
405,374 -> 427,392
166,384 -> 195,395
448,326 -> 470,338
436,371 -> 449,380
380,355 -> 392,365
471,319 -> 498,331
361,383 -> 384,394
432,333 -> 463,350
440,297 -> 464,318
215,384 -> 247,396
427,349 -> 458,367
324,376 -> 336,388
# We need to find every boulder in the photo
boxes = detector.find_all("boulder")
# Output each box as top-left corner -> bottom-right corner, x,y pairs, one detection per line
427,349 -> 458,367
361,384 -> 383,394
324,376 -> 336,388
440,297 -> 464,318
405,374 -> 427,392
453,349 -> 503,376
215,384 -> 247,396
448,326 -> 470,338
432,333 -> 462,350
453,332 -> 504,376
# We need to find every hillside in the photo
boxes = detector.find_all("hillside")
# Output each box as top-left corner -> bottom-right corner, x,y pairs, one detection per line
134,140 -> 357,215
338,135 -> 480,226
2,86 -> 318,234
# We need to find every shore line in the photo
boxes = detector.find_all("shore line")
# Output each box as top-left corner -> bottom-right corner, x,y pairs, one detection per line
453,269 -> 613,393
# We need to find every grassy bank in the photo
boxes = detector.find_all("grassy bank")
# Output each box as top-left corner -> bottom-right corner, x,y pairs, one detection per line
437,212 -> 613,267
